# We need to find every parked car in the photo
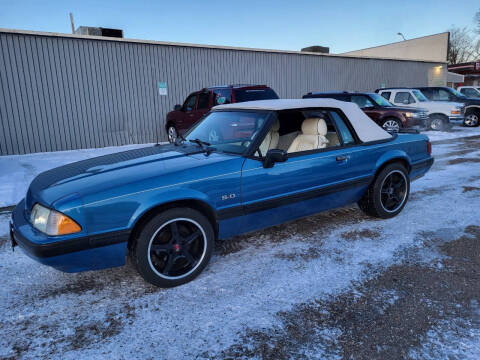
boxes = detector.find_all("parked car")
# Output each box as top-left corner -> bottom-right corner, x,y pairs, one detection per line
415,86 -> 480,127
165,84 -> 279,142
10,98 -> 434,287
376,88 -> 465,130
303,91 -> 429,132
457,86 -> 480,98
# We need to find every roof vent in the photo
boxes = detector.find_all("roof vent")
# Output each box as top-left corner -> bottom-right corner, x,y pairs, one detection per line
301,46 -> 329,54
74,26 -> 123,38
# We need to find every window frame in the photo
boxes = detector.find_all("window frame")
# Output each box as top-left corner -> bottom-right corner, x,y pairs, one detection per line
182,93 -> 198,112
246,107 -> 362,161
196,91 -> 211,110
393,91 -> 416,105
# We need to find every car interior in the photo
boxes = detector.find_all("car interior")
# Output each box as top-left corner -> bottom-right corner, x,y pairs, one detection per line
256,109 -> 345,157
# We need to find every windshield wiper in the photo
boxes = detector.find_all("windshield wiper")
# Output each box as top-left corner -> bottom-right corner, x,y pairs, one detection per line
189,138 -> 215,156
189,138 -> 211,148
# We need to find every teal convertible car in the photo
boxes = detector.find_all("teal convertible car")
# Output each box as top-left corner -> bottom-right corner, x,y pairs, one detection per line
10,99 -> 433,287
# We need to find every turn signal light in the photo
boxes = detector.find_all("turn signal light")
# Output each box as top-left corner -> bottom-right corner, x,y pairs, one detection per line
427,141 -> 432,155
31,203 -> 82,236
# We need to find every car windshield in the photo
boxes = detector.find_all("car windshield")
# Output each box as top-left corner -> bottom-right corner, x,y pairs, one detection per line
461,88 -> 480,98
234,88 -> 279,102
183,111 -> 270,154
447,88 -> 467,98
369,93 -> 393,107
412,90 -> 428,102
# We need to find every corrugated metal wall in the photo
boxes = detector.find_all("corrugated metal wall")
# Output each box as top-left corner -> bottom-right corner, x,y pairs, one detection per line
0,31 -> 445,155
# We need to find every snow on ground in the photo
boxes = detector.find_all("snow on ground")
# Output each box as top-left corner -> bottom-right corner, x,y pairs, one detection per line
0,136 -> 479,358
423,123 -> 480,142
0,143 -> 154,208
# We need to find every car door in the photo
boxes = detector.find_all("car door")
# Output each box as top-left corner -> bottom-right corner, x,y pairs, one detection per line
239,109 -> 372,234
178,93 -> 198,132
392,91 -> 416,107
188,91 -> 211,128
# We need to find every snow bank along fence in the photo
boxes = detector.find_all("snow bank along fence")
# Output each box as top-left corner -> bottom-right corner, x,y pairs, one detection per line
0,28 -> 446,155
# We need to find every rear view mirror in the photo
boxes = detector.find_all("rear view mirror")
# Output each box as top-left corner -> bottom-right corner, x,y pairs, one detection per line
174,104 -> 182,111
263,149 -> 288,168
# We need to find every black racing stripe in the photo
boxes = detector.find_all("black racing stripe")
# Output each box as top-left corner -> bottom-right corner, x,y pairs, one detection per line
10,224 -> 130,258
217,176 -> 372,220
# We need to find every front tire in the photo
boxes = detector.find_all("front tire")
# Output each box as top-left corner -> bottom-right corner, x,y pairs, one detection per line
381,118 -> 402,132
358,163 -> 410,219
429,115 -> 447,131
131,208 -> 214,287
167,125 -> 178,143
464,111 -> 479,127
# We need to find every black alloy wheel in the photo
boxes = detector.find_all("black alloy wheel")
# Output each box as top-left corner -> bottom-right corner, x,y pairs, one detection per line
379,170 -> 408,213
132,208 -> 214,287
358,163 -> 410,219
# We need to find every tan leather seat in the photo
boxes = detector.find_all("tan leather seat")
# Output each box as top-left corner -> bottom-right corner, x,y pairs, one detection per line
288,118 -> 329,153
259,119 -> 280,156
326,132 -> 340,147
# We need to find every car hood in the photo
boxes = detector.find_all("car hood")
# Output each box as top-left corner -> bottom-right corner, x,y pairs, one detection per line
26,144 -> 241,210
464,97 -> 480,105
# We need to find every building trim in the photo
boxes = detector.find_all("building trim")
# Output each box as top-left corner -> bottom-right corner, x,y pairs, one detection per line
0,27 -> 446,64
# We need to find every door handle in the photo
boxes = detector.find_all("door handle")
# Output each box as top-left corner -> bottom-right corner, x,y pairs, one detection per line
336,155 -> 348,162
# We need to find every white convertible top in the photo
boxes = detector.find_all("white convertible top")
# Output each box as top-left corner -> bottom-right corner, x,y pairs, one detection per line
213,99 -> 392,143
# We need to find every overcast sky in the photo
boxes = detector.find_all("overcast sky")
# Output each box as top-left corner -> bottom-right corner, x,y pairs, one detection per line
0,0 -> 478,53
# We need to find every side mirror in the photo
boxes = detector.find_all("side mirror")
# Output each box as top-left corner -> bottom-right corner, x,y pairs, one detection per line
263,149 -> 288,168
403,100 -> 409,105
174,104 -> 182,111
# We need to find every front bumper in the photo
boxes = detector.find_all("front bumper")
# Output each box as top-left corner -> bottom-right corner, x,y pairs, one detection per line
10,199 -> 130,272
404,117 -> 428,128
448,115 -> 464,122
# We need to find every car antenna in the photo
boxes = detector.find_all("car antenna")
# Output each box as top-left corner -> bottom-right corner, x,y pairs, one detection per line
154,125 -> 161,146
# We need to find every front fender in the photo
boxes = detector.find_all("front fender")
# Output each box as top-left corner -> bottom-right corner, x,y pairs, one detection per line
126,187 -> 214,229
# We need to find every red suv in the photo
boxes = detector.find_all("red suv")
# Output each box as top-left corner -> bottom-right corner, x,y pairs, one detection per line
165,84 -> 279,142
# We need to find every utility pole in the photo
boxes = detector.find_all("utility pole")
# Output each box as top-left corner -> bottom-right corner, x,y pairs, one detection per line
69,13 -> 75,34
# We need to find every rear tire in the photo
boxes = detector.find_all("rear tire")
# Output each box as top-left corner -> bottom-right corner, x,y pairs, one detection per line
131,208 -> 214,287
358,163 -> 410,219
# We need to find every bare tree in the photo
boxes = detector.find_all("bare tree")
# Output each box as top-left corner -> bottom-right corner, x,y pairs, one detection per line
448,27 -> 476,64
475,8 -> 480,35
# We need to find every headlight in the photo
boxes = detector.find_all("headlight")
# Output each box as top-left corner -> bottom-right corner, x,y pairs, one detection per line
404,112 -> 419,118
30,203 -> 81,236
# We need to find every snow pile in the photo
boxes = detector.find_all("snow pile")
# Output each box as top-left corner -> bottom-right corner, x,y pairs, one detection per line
0,144 -> 153,208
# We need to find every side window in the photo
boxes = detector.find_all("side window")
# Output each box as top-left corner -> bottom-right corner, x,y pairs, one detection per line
433,89 -> 451,101
330,111 -> 355,145
420,88 -> 433,100
394,92 -> 415,104
213,89 -> 232,105
197,92 -> 210,110
183,94 -> 197,111
351,95 -> 374,108
380,92 -> 391,100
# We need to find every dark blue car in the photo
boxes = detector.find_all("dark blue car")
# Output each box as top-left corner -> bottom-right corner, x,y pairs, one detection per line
10,99 -> 434,287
